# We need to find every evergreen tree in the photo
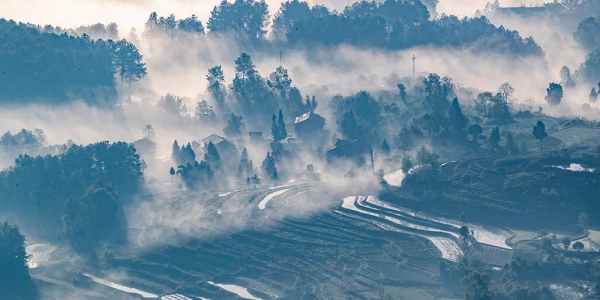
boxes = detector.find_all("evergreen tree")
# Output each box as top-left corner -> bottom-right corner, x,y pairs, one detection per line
207,65 -> 226,107
181,143 -> 196,165
261,152 -> 278,180
277,109 -> 287,140
449,98 -> 467,136
196,100 -> 216,121
590,88 -> 598,105
532,120 -> 548,150
204,142 -> 221,170
172,139 -> 181,164
237,147 -> 254,178
416,146 -> 439,167
397,83 -> 407,103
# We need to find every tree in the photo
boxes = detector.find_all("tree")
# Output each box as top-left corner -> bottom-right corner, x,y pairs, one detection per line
476,92 -> 493,116
590,88 -> 598,105
224,113 -> 244,138
397,83 -> 407,103
532,120 -> 548,150
578,49 -> 600,82
110,39 -> 147,87
267,66 -> 292,99
573,17 -> 600,52
559,66 -> 575,88
339,111 -> 361,140
401,156 -> 413,173
172,140 -> 181,164
0,221 -> 37,299
381,139 -> 391,155
462,270 -> 493,300
572,241 -> 584,251
468,124 -> 482,141
178,14 -> 205,34
449,98 -> 467,137
169,167 -> 175,189
204,142 -> 221,171
416,146 -> 439,167
277,109 -> 287,141
196,100 -> 216,121
562,237 -> 571,250
420,113 -> 440,137
545,82 -> 563,107
498,82 -> 514,106
489,127 -> 500,148
206,65 -> 226,107
579,212 -> 589,231
208,0 -> 270,39
261,152 -> 278,180
234,53 -> 257,80
142,124 -> 155,141
237,147 -> 254,178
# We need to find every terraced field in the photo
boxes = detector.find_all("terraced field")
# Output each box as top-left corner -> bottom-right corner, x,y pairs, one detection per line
49,180 -> 513,299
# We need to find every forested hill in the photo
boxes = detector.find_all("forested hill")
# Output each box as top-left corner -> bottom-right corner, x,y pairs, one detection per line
0,19 -> 145,104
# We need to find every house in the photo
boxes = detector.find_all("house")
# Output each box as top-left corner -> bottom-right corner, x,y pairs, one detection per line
202,134 -> 238,162
132,138 -> 156,164
326,139 -> 370,164
294,112 -> 326,147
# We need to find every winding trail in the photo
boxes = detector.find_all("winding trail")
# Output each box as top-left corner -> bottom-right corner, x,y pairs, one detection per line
258,188 -> 293,210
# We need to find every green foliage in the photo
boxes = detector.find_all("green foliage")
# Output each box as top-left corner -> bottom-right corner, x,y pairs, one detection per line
206,65 -> 226,107
177,160 -> 214,189
204,142 -> 221,171
61,188 -> 122,251
573,241 -> 584,251
573,17 -> 600,52
449,98 -> 468,137
468,124 -> 482,139
0,128 -> 46,154
261,152 -> 278,180
196,100 -> 216,121
462,270 -> 493,300
460,225 -> 470,238
109,39 -> 147,86
545,83 -> 563,107
416,146 -> 439,168
0,141 -> 143,236
144,12 -> 205,37
423,73 -> 453,118
579,49 -> 600,83
332,91 -> 382,142
232,53 -> 277,118
397,83 -> 407,103
237,147 -> 254,178
208,0 -> 270,38
224,113 -> 244,138
172,141 -> 196,166
0,19 -> 119,103
532,120 -> 548,148
0,222 -> 37,299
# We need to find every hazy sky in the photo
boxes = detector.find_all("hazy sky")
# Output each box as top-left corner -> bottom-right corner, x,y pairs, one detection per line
1,0 -> 545,33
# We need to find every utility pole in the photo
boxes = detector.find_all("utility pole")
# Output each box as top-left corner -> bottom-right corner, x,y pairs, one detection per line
411,54 -> 417,81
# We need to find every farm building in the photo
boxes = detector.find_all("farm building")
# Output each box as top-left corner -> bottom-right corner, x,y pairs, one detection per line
202,134 -> 238,162
294,111 -> 326,148
326,139 -> 370,164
